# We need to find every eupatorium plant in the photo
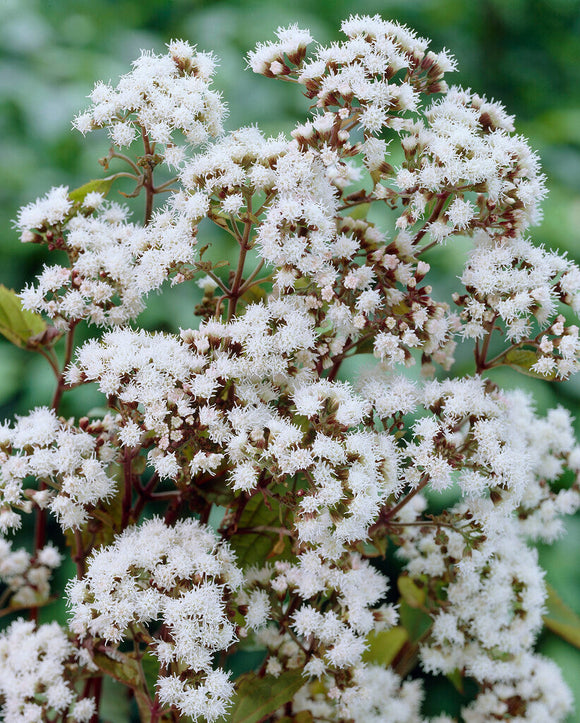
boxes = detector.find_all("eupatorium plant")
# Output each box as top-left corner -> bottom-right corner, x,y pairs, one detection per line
1,14 -> 579,722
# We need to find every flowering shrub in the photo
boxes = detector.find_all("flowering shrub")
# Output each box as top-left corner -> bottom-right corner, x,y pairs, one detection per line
0,14 -> 579,722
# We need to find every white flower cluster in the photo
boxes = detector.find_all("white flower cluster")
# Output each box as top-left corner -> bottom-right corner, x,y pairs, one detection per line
458,230 -> 580,376
69,297 -> 317,479
3,13 -> 580,723
291,665 -> 425,723
15,185 -> 72,238
179,126 -> 289,213
0,538 -> 61,608
508,392 -> 580,541
420,532 -> 546,681
0,407 -> 117,531
17,195 -> 198,329
247,23 -> 314,76
461,654 -> 573,722
73,39 -> 225,157
0,619 -> 95,723
67,517 -> 243,722
264,14 -> 455,117
393,87 -> 545,239
399,378 -> 580,538
258,552 -> 397,678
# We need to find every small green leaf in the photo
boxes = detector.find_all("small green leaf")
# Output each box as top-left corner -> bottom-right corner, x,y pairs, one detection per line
278,713 -> 315,723
503,348 -> 557,380
241,286 -> 268,306
399,600 -> 432,644
92,650 -> 141,688
141,652 -> 160,700
69,177 -> 114,204
346,202 -> 370,220
398,575 -> 426,609
92,650 -> 152,722
230,493 -> 292,569
363,627 -> 408,668
226,671 -> 304,723
0,285 -> 46,349
446,668 -> 464,694
544,583 -> 580,648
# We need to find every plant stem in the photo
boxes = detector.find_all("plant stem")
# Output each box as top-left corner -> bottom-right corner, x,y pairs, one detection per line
141,128 -> 155,226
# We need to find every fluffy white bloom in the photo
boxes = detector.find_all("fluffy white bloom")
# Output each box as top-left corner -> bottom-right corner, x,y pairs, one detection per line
17,199 -> 200,329
461,654 -> 573,722
14,186 -> 72,238
0,538 -> 61,607
0,619 -> 91,722
73,41 -> 225,153
0,407 -> 116,530
68,518 -> 243,722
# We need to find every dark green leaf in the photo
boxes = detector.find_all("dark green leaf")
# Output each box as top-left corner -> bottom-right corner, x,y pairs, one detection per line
92,650 -> 141,688
92,650 -> 152,722
230,493 -> 292,568
141,653 -> 160,700
226,671 -> 304,723
399,600 -> 432,644
446,668 -> 464,694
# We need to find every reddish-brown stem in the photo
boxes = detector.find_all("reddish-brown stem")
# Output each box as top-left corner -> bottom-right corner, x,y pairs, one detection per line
369,475 -> 429,537
414,192 -> 451,250
30,485 -> 48,623
121,448 -> 136,529
38,347 -> 61,379
109,148 -> 142,174
227,201 -> 253,321
131,471 -> 160,521
325,332 -> 374,382
50,322 -> 77,411
474,314 -> 499,373
90,676 -> 103,723
386,476 -> 429,519
238,258 -> 265,294
150,693 -> 164,723
73,529 -> 86,579
141,128 -> 155,226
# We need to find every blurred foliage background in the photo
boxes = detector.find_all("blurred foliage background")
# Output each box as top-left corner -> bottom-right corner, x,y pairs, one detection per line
0,0 -> 579,719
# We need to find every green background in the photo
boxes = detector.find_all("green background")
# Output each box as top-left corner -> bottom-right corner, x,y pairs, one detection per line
1,0 -> 579,719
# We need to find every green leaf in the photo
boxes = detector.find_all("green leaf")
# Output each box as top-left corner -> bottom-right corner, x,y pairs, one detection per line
226,671 -> 304,723
141,652 -> 160,700
69,177 -> 114,204
346,203 -> 370,220
503,348 -> 557,380
92,650 -> 152,722
294,713 -> 315,723
363,627 -> 408,668
100,676 -> 131,723
278,713 -> 314,723
0,285 -> 47,349
399,600 -> 432,644
398,575 -> 426,609
446,668 -> 464,694
241,284 -> 268,306
543,583 -> 580,648
230,493 -> 292,569
92,650 -> 142,688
